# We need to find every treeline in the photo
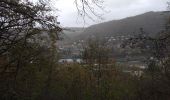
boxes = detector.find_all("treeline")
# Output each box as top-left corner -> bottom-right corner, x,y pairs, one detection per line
1,35 -> 170,100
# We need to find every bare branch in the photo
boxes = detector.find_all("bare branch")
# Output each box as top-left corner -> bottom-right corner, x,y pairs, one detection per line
74,0 -> 105,22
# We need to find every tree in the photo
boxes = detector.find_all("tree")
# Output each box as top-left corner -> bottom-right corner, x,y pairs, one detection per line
0,0 -> 61,55
0,0 -> 62,99
122,22 -> 170,99
82,38 -> 114,100
0,0 -> 106,100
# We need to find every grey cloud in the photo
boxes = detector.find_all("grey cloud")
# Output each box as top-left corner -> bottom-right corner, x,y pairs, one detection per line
54,0 -> 169,27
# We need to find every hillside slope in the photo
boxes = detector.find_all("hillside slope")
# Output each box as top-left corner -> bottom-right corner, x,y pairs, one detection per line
76,11 -> 170,40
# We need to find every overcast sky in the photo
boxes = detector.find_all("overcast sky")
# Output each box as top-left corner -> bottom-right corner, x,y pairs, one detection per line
52,0 -> 169,27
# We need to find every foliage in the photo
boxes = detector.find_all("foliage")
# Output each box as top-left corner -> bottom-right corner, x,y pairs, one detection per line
122,24 -> 170,99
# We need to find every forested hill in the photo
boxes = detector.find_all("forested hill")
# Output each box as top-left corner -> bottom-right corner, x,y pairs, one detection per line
76,11 -> 170,40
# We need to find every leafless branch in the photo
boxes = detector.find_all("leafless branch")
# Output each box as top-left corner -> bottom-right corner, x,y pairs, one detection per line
74,0 -> 105,22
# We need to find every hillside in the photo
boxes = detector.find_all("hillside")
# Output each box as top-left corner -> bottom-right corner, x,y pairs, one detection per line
76,11 -> 170,40
58,27 -> 85,45
58,11 -> 170,60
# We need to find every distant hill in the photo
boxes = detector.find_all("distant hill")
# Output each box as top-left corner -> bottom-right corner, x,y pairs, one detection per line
58,11 -> 170,61
76,11 -> 170,40
58,27 -> 85,45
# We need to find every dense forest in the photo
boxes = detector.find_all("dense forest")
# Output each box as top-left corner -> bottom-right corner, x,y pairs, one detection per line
0,0 -> 170,100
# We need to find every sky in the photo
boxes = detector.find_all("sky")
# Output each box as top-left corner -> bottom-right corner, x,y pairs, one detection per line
51,0 -> 169,27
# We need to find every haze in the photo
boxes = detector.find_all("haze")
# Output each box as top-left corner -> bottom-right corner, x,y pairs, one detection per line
52,0 -> 169,27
